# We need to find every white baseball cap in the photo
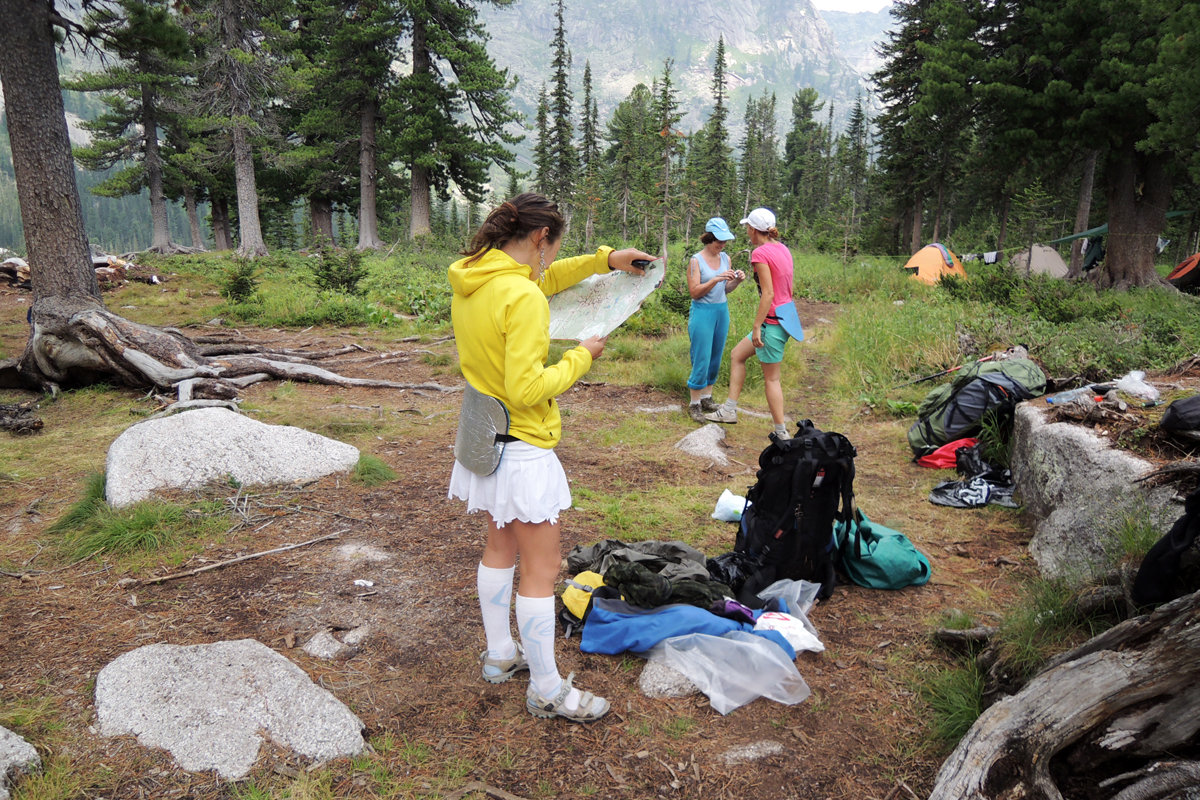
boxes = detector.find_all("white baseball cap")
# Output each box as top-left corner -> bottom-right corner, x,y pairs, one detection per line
740,208 -> 776,232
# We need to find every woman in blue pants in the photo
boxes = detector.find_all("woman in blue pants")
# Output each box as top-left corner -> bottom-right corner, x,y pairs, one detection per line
685,217 -> 745,422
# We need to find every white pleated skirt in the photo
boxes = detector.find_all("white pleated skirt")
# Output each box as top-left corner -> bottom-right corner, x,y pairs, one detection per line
448,440 -> 572,527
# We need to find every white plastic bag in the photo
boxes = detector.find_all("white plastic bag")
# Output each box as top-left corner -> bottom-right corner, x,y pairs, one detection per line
753,611 -> 825,654
647,631 -> 811,715
756,578 -> 822,617
711,489 -> 747,522
1114,370 -> 1160,402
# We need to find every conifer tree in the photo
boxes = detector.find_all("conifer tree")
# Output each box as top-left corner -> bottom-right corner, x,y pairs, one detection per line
603,84 -> 655,241
545,0 -> 579,212
696,36 -> 735,217
652,59 -> 684,258
781,87 -> 826,227
398,0 -> 520,240
738,91 -> 780,218
186,0 -> 289,257
64,0 -> 190,253
532,85 -> 552,195
579,61 -> 601,248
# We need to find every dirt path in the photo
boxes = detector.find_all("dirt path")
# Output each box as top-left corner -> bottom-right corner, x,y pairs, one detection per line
0,290 -> 1037,799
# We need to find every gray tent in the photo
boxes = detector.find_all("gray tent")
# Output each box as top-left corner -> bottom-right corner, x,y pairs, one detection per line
1011,244 -> 1069,278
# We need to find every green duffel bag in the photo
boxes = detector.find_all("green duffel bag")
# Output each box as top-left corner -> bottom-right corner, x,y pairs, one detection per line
834,509 -> 931,590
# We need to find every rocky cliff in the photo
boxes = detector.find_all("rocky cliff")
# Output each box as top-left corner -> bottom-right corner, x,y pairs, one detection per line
478,0 -> 888,136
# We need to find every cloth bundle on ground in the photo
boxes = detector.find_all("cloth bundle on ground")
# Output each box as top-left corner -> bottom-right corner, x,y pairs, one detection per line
915,437 -> 979,469
711,420 -> 856,605
833,509 -> 931,589
562,539 -> 735,626
1132,487 -> 1200,607
908,357 -> 1046,457
928,442 -> 1018,508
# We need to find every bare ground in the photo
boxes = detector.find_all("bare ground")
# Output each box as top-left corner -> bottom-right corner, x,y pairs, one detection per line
0,285 -> 1088,800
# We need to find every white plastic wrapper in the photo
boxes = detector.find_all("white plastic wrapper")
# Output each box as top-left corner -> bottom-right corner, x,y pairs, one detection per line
753,611 -> 825,654
1114,370 -> 1160,402
756,578 -> 822,618
711,489 -> 747,522
647,631 -> 811,715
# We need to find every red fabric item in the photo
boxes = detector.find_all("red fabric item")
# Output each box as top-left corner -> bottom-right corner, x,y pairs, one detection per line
916,437 -> 979,469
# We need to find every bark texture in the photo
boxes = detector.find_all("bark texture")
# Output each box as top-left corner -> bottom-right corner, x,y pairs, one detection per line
930,590 -> 1200,800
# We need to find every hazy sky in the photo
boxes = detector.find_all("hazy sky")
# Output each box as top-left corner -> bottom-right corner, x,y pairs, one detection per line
814,0 -> 891,12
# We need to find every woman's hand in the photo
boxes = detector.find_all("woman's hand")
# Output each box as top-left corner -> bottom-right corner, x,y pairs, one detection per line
608,248 -> 656,274
751,325 -> 764,348
581,335 -> 606,359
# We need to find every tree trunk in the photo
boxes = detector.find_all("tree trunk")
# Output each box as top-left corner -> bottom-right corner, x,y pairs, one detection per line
407,18 -> 433,241
0,0 -> 100,311
410,164 -> 432,241
141,74 -> 174,253
183,185 -> 205,250
996,194 -> 1010,255
231,124 -> 268,257
1068,149 -> 1100,278
1101,146 -> 1170,289
310,196 -> 334,244
910,194 -> 924,253
0,0 -> 440,403
211,195 -> 234,251
932,181 -> 944,243
930,590 -> 1200,800
358,95 -> 383,250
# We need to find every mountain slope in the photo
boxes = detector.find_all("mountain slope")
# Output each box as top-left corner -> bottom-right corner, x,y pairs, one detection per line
478,0 -> 876,137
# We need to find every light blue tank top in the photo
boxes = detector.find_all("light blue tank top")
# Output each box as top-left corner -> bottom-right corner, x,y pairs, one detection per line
692,250 -> 730,305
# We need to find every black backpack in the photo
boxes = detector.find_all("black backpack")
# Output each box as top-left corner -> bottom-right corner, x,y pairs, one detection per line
734,420 -> 857,604
1132,488 -> 1200,607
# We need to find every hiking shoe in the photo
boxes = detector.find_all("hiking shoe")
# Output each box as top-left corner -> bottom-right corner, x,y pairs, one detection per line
480,643 -> 528,684
699,397 -> 719,413
705,405 -> 737,424
687,403 -> 707,423
526,673 -> 610,722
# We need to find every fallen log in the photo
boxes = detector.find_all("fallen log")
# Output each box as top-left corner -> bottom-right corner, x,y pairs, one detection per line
929,590 -> 1200,799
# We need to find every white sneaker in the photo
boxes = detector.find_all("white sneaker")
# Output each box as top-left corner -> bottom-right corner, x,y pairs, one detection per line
705,406 -> 737,424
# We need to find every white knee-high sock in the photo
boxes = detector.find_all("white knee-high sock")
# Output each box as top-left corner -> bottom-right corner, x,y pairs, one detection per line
516,594 -> 584,712
477,564 -> 516,660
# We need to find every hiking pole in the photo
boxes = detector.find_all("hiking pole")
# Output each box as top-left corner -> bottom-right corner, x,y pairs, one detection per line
892,354 -> 995,389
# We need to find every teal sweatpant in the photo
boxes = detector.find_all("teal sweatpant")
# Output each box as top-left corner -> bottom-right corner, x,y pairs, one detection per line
687,301 -> 730,390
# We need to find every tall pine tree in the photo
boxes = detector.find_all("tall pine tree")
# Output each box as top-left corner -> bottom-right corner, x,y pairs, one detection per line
398,0 -> 520,240
545,0 -> 579,213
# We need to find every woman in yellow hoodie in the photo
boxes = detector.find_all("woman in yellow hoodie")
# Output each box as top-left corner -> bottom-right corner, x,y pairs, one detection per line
448,192 -> 652,722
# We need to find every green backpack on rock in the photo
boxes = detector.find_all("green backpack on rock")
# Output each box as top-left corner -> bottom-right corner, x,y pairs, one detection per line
907,357 -> 1046,457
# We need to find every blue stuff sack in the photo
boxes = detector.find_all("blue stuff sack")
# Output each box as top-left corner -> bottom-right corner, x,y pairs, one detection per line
834,509 -> 931,590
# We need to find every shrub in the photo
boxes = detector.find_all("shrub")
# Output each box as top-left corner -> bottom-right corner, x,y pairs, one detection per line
220,255 -> 260,302
311,241 -> 368,295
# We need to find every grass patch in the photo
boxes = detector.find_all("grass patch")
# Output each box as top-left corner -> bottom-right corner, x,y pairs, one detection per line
920,660 -> 985,748
352,453 -> 397,486
4,754 -> 83,800
48,474 -> 230,562
992,576 -> 1107,684
571,484 -> 714,547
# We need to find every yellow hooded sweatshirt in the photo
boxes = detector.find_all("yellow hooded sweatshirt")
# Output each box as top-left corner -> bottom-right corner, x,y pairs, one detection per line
448,245 -> 614,449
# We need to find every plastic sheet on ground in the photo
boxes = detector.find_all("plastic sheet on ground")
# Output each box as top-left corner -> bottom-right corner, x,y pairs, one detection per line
646,630 -> 811,715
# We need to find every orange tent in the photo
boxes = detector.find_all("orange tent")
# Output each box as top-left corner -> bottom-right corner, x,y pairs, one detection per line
904,243 -> 968,285
1168,253 -> 1200,292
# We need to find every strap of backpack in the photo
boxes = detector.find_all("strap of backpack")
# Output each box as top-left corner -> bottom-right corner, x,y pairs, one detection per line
766,450 -> 818,543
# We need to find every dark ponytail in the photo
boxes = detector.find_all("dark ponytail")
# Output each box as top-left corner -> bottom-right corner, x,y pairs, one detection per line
461,192 -> 565,265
